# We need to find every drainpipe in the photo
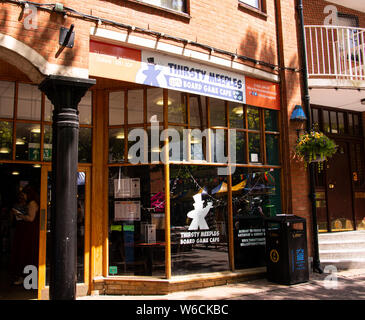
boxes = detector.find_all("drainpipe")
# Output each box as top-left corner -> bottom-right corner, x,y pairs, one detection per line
296,0 -> 323,274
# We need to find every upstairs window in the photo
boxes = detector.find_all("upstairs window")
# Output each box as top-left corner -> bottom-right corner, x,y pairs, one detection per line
239,0 -> 260,10
141,0 -> 186,12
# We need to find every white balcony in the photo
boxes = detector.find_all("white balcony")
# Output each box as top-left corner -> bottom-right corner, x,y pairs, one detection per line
304,25 -> 365,112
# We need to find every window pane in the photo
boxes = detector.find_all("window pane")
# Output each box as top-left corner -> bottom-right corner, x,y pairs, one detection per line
312,108 -> 319,127
109,128 -> 125,163
232,168 -> 282,269
240,0 -> 259,9
44,125 -> 52,162
147,88 -> 164,123
108,165 -> 165,276
330,111 -> 338,134
338,112 -> 345,134
141,0 -> 186,12
233,131 -> 246,164
15,123 -> 41,161
266,134 -> 280,165
247,106 -> 260,130
0,121 -> 13,159
353,114 -> 360,136
248,132 -> 261,163
210,98 -> 226,127
45,96 -> 53,122
79,91 -> 92,125
168,126 -> 187,162
170,165 -> 229,276
78,127 -> 92,163
211,129 -> 228,163
109,91 -> 124,126
190,128 -> 208,161
17,83 -> 41,120
264,109 -> 278,132
168,91 -> 187,124
128,90 -> 144,124
323,111 -> 330,133
0,81 -> 14,118
190,95 -> 207,128
229,103 -> 244,129
348,113 -> 353,135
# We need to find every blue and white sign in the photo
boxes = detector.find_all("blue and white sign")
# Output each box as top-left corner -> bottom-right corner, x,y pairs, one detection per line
136,51 -> 246,103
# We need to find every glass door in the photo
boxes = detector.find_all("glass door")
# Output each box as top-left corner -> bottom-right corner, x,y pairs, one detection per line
38,165 -> 90,299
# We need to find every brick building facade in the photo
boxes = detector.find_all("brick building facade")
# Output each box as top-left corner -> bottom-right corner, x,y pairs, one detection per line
1,0 -> 359,299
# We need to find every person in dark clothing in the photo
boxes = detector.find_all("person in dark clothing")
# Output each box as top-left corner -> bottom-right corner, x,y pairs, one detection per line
10,185 -> 40,285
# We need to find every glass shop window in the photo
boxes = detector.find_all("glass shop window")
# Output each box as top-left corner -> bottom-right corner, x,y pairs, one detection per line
0,81 -> 14,118
190,95 -> 207,129
232,167 -> 281,269
109,128 -> 125,163
17,83 -> 41,121
15,123 -> 41,161
128,90 -> 144,124
147,88 -> 164,123
0,121 -> 13,160
109,91 -> 125,126
170,165 -> 229,276
78,91 -> 92,125
229,102 -> 244,129
210,98 -> 226,127
108,165 -> 165,277
168,91 -> 187,124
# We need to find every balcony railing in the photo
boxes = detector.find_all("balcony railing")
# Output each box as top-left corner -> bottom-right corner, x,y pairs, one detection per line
304,25 -> 365,81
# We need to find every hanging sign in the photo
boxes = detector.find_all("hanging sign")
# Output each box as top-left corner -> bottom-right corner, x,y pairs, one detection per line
245,77 -> 280,110
89,40 -> 246,103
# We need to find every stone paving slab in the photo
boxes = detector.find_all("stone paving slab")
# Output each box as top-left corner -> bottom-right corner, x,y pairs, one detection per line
78,268 -> 365,300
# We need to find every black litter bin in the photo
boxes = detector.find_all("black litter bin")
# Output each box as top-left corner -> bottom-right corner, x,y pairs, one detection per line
264,215 -> 309,285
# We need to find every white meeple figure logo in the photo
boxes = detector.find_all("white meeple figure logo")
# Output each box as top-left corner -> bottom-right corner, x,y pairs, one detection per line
187,193 -> 213,230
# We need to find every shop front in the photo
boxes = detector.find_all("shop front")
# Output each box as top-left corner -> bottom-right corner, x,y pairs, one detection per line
88,39 -> 284,295
0,37 -> 284,298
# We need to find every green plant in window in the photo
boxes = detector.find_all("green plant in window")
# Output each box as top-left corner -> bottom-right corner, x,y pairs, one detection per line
0,121 -> 12,155
295,129 -> 337,171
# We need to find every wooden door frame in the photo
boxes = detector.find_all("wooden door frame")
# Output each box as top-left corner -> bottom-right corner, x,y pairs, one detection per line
37,164 -> 91,299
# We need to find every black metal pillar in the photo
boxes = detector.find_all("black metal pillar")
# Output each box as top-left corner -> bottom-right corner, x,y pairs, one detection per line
39,75 -> 95,300
296,0 -> 323,274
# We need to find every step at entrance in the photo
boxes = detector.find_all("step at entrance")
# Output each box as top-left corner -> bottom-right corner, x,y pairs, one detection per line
318,231 -> 365,270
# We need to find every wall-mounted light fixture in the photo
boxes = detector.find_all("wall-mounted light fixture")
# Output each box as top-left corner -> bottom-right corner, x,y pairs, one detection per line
290,105 -> 307,122
290,105 -> 307,138
361,98 -> 365,105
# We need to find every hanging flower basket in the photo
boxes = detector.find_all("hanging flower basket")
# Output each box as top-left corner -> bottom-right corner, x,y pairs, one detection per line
295,130 -> 337,171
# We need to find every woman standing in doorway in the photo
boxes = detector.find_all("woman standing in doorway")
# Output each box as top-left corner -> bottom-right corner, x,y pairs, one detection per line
10,185 -> 40,285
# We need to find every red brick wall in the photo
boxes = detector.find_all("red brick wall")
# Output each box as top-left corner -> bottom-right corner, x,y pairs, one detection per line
0,0 -> 282,71
303,0 -> 365,27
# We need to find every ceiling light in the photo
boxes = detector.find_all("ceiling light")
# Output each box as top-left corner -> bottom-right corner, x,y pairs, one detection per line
0,147 -> 10,154
155,98 -> 172,106
12,171 -> 20,176
16,139 -> 25,145
33,164 -> 41,168
232,106 -> 243,115
31,127 -> 41,134
116,132 -> 125,139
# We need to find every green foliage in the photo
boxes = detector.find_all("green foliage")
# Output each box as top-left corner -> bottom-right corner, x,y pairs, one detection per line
295,130 -> 337,171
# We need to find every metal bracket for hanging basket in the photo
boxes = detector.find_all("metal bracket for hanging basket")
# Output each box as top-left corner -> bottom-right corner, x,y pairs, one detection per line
59,25 -> 75,48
